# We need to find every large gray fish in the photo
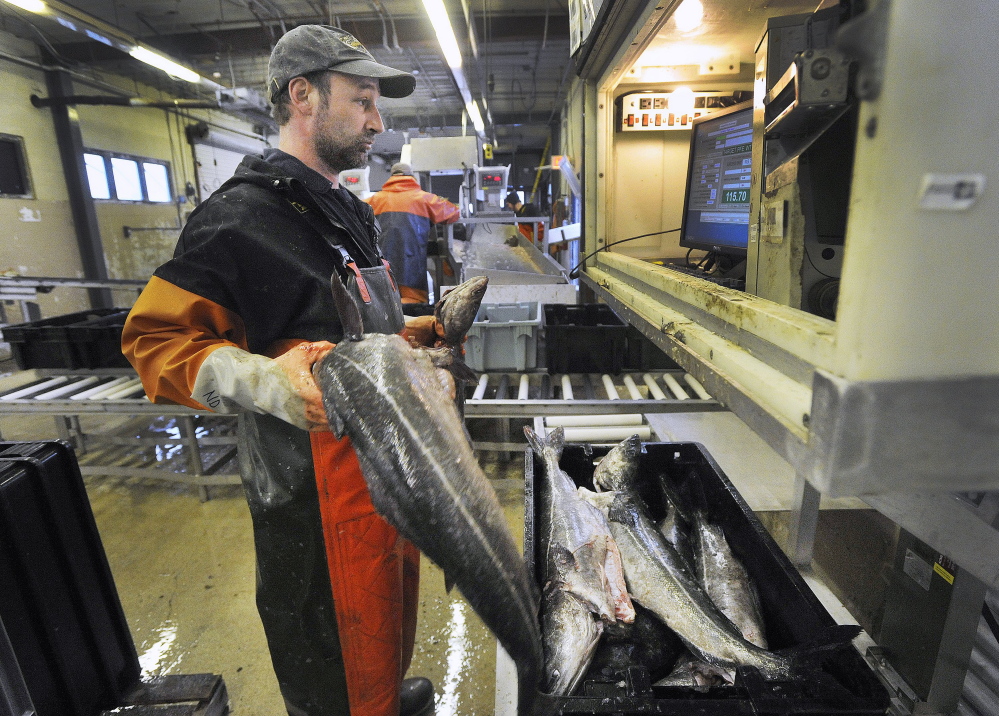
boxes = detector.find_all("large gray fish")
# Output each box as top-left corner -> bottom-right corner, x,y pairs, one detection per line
693,514 -> 768,649
607,490 -> 794,679
316,278 -> 542,713
539,584 -> 603,696
525,426 -> 633,697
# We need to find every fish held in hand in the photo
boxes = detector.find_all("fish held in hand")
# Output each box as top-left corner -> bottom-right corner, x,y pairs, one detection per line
315,330 -> 542,712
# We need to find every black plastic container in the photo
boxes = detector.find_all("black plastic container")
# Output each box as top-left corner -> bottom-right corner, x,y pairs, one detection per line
544,304 -> 628,374
623,325 -> 680,370
0,441 -> 140,716
524,441 -> 890,715
2,308 -> 130,370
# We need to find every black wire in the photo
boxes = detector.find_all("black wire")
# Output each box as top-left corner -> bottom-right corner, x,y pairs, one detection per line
567,228 -> 681,279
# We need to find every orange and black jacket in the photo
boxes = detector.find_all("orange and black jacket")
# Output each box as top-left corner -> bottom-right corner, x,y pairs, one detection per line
122,150 -> 396,714
366,174 -> 459,296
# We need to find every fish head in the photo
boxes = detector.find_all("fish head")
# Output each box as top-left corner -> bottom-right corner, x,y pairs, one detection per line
434,276 -> 488,343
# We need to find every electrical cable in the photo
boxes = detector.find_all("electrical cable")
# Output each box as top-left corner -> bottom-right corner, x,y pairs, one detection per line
567,228 -> 681,279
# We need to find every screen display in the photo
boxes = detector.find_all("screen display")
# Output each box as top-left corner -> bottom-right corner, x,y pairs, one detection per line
679,102 -> 753,255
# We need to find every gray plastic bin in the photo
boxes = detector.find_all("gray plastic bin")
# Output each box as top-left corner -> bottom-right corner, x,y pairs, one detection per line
464,302 -> 541,371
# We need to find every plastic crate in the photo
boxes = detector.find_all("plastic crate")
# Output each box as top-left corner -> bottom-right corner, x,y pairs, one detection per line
524,440 -> 890,715
0,442 -> 141,715
465,302 -> 541,372
543,304 -> 628,375
623,325 -> 680,370
1,308 -> 130,370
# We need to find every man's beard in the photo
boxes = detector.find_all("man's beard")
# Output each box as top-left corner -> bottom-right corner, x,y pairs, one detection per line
314,130 -> 370,173
313,103 -> 371,173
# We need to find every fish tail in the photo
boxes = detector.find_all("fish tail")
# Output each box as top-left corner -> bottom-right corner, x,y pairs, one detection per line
523,425 -> 565,462
780,624 -> 863,669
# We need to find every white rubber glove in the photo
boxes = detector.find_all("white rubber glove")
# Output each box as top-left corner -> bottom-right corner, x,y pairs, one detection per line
191,343 -> 335,431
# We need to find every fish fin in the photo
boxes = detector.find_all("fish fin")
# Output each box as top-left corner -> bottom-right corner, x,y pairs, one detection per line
523,425 -> 545,454
778,624 -> 863,668
330,273 -> 364,340
448,356 -> 479,384
658,473 -> 694,528
444,572 -> 456,594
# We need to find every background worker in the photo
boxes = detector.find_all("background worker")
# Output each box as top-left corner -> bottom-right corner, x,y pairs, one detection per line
122,25 -> 437,716
504,190 -> 544,243
367,163 -> 460,303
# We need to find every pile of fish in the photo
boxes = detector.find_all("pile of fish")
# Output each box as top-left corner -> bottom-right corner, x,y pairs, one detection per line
528,428 -> 860,698
315,276 -> 545,713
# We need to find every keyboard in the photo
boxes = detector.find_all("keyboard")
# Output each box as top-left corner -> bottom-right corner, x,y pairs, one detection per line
661,263 -> 746,291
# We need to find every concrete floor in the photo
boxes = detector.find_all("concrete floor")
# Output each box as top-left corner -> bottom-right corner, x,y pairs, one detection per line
0,409 -> 525,715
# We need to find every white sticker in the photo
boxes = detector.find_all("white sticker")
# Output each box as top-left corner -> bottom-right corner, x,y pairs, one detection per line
919,173 -> 986,211
18,207 -> 41,222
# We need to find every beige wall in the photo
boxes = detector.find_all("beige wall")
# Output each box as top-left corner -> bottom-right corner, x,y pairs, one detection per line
0,30 -> 263,318
606,79 -> 754,260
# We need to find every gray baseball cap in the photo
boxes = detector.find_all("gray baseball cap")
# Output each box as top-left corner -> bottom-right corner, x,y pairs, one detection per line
267,25 -> 416,102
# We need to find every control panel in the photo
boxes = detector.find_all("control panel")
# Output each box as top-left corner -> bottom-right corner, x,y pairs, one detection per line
616,91 -> 745,132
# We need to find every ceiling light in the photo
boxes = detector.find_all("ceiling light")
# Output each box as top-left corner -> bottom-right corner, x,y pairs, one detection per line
421,0 -> 463,69
667,86 -> 695,115
4,0 -> 47,13
465,101 -> 485,134
673,0 -> 703,33
129,46 -> 201,83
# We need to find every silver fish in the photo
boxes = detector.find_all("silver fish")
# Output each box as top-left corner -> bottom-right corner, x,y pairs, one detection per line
693,515 -> 768,649
540,584 -> 604,697
607,490 -> 793,680
525,426 -> 634,697
526,426 -> 634,624
655,652 -> 734,687
317,282 -> 542,712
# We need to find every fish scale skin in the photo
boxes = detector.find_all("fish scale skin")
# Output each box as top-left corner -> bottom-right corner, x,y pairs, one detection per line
608,492 -> 791,680
694,518 -> 768,649
315,333 -> 542,711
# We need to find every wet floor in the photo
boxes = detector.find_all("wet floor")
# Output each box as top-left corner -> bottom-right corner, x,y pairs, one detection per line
0,410 -> 526,715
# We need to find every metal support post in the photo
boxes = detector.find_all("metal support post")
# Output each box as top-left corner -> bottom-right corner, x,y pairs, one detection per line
789,471 -> 821,567
179,415 -> 209,502
42,66 -> 113,309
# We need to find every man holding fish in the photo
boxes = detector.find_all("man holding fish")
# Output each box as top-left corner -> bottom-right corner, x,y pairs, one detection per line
123,25 -> 449,716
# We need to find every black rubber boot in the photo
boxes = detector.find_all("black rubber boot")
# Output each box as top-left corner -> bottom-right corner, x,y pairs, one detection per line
400,677 -> 435,716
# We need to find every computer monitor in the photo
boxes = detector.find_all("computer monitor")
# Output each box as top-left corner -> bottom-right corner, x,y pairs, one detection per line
679,100 -> 753,257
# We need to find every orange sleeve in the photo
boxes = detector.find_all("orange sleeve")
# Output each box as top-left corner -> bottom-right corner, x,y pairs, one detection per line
122,276 -> 248,409
427,194 -> 461,225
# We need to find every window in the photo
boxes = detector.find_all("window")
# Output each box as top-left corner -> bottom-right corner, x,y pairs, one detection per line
83,150 -> 173,203
0,134 -> 33,198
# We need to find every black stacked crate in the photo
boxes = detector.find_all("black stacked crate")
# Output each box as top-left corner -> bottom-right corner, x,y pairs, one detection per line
0,441 -> 141,716
2,308 -> 131,370
544,304 -> 629,375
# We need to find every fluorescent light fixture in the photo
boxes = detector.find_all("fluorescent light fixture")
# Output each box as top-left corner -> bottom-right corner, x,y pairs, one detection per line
673,0 -> 704,33
465,100 -> 485,134
4,0 -> 47,13
421,0 -> 463,69
129,46 -> 200,83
